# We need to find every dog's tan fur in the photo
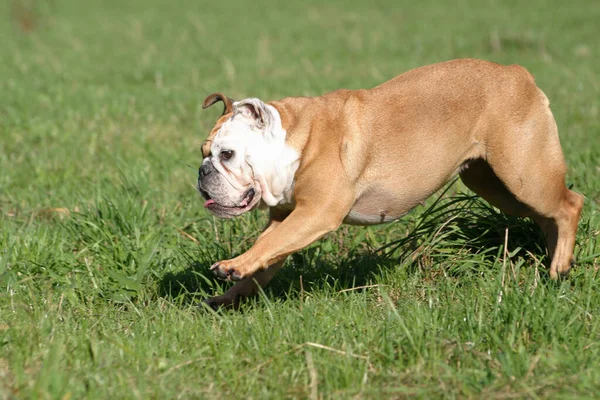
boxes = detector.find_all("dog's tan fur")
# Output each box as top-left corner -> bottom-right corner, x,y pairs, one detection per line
201,59 -> 583,308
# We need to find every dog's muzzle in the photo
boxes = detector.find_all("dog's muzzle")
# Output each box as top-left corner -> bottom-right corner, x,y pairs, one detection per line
196,160 -> 259,218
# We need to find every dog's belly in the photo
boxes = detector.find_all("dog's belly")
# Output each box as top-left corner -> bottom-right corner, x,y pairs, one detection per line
344,209 -> 406,225
343,187 -> 421,226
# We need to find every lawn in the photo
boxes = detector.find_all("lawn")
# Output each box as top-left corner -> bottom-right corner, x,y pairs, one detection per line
1,0 -> 599,398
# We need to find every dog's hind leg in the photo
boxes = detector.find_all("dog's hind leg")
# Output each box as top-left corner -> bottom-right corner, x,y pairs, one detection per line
460,158 -> 583,279
462,105 -> 584,279
460,158 -> 534,217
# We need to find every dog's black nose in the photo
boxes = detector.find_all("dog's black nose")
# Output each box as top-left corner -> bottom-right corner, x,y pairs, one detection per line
199,163 -> 212,178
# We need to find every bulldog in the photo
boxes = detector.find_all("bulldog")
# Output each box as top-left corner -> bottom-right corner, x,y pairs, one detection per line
197,58 -> 584,308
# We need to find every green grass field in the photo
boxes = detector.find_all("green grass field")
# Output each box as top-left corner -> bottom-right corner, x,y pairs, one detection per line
1,0 -> 599,398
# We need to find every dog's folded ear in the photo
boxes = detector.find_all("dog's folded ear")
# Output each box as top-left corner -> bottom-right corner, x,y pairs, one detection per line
233,98 -> 272,130
203,93 -> 235,115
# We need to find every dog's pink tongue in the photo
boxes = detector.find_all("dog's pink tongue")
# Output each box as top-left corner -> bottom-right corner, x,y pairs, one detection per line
204,199 -> 215,208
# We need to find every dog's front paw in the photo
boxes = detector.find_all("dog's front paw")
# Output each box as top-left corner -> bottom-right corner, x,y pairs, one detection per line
210,260 -> 244,281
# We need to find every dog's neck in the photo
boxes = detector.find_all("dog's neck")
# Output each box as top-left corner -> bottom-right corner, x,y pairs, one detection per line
268,98 -> 313,155
251,103 -> 301,207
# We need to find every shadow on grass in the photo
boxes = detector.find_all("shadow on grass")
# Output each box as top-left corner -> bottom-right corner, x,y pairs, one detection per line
157,250 -> 227,305
272,194 -> 547,295
158,190 -> 548,306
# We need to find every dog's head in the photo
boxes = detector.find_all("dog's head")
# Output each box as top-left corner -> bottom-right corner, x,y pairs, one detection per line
197,93 -> 299,218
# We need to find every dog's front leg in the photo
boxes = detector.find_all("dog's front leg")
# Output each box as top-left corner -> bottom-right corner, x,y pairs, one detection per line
210,194 -> 353,282
203,259 -> 286,309
203,208 -> 290,309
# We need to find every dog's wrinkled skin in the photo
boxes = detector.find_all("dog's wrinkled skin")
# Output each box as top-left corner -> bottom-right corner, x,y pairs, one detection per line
197,59 -> 584,309
198,98 -> 300,220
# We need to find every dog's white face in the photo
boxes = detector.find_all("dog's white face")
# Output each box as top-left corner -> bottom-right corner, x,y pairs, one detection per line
197,98 -> 300,218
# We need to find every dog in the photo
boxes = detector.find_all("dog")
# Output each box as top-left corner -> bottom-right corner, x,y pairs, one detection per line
197,58 -> 584,308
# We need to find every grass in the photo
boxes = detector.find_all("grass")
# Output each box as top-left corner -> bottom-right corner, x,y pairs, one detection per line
1,0 -> 599,398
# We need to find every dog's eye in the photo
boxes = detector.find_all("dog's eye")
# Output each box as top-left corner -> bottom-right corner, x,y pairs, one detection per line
220,150 -> 234,160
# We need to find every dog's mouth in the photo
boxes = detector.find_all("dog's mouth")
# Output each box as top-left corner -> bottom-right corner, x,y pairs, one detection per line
202,188 -> 257,214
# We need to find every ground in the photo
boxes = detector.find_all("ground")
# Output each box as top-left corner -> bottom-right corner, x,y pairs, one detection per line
1,0 -> 599,398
